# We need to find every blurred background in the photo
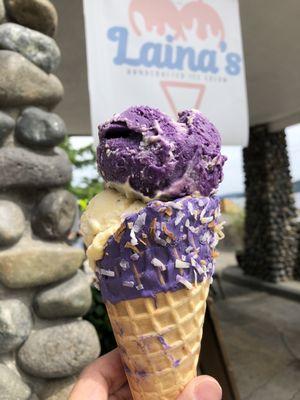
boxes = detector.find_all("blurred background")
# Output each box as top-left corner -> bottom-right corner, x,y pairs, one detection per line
0,1 -> 299,399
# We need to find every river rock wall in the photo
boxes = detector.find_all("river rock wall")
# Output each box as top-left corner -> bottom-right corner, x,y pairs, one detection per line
0,1 -> 100,399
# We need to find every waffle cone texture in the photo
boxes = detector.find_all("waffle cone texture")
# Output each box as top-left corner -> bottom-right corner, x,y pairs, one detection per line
106,279 -> 210,400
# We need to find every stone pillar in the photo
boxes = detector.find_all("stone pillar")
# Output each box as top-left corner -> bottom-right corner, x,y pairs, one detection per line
240,125 -> 298,282
0,1 -> 100,399
296,223 -> 300,279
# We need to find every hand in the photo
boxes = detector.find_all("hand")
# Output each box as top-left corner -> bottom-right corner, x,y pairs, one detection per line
69,348 -> 222,400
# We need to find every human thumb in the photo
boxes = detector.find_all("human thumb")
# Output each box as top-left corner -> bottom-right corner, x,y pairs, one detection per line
177,375 -> 222,400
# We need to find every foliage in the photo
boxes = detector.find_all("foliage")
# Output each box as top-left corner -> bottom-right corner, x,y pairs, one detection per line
84,287 -> 117,353
61,137 -> 103,211
61,137 -> 116,354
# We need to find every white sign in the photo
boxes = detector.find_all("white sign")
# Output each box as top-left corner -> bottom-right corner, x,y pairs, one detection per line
83,0 -> 249,145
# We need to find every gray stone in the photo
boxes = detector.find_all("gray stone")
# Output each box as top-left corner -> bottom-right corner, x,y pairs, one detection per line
0,238 -> 84,288
18,321 -> 100,378
32,190 -> 76,240
0,23 -> 60,73
0,111 -> 14,143
0,0 -> 5,22
0,299 -> 32,353
5,0 -> 58,37
0,200 -> 25,247
16,107 -> 66,150
0,147 -> 72,189
40,377 -> 76,400
0,51 -> 63,108
34,271 -> 92,319
0,365 -> 31,400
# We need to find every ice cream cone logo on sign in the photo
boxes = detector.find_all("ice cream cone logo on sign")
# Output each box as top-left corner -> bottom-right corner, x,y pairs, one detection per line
128,0 -> 226,115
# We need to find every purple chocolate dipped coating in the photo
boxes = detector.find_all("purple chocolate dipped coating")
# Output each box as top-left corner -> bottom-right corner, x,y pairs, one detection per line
97,106 -> 226,200
96,195 -> 220,303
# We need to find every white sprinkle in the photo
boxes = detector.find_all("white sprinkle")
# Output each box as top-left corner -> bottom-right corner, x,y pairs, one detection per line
93,280 -> 101,290
136,283 -> 144,290
175,211 -> 185,226
189,225 -> 200,234
100,269 -> 115,277
211,233 -> 219,247
155,237 -> 167,246
214,207 -> 221,218
210,277 -> 214,284
202,231 -> 211,243
192,210 -> 199,220
151,258 -> 166,271
133,213 -> 147,232
194,270 -> 198,285
185,246 -> 194,254
154,119 -> 163,134
131,253 -> 139,261
175,259 -> 190,269
201,216 -> 214,224
123,280 -> 135,287
188,202 -> 194,214
200,205 -> 208,219
176,275 -> 193,290
181,255 -> 186,262
167,201 -> 183,210
193,264 -> 204,275
198,198 -> 207,207
130,229 -> 138,246
120,260 -> 129,270
154,231 -> 167,246
185,219 -> 190,228
180,226 -> 184,232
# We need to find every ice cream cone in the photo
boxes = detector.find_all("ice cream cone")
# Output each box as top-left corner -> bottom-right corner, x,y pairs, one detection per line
81,106 -> 226,399
106,279 -> 210,400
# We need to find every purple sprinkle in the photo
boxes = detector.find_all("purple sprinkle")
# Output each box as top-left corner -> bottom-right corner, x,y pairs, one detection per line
136,370 -> 147,378
123,363 -> 131,374
157,335 -> 171,350
174,359 -> 181,367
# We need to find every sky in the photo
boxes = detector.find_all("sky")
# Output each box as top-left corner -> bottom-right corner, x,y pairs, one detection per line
70,124 -> 300,196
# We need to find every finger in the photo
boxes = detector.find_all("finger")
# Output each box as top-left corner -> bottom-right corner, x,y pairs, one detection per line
69,369 -> 107,400
177,375 -> 222,400
69,348 -> 127,400
109,383 -> 133,400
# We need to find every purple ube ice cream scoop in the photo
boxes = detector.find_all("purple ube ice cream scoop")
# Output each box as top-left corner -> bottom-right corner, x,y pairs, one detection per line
96,195 -> 221,304
97,106 -> 226,201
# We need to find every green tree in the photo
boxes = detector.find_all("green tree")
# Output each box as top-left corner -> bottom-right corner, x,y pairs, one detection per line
61,137 -> 103,211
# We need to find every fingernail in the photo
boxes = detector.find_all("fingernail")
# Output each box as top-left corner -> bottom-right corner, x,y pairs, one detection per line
193,377 -> 222,400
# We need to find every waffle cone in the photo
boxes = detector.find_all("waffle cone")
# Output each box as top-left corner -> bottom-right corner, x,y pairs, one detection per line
106,279 -> 210,400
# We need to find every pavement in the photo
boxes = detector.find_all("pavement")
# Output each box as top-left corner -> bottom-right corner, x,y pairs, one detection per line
213,252 -> 300,400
